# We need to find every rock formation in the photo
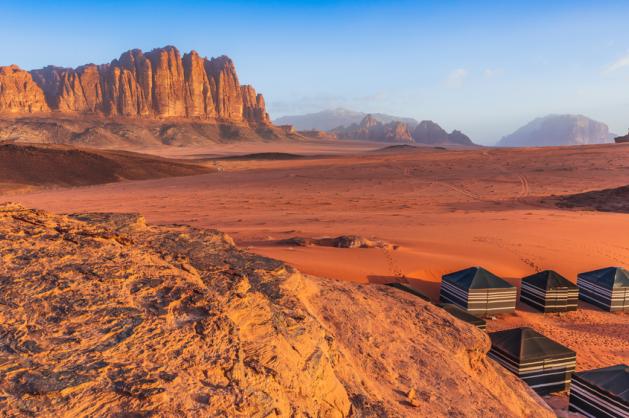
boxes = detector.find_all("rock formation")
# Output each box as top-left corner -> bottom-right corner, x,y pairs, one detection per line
411,121 -> 473,145
333,115 -> 414,142
1,46 -> 269,125
412,120 -> 450,144
0,66 -> 49,113
498,114 -> 611,147
445,129 -> 474,145
333,115 -> 473,145
0,204 -> 554,417
299,129 -> 337,140
275,107 -> 419,131
386,121 -> 414,142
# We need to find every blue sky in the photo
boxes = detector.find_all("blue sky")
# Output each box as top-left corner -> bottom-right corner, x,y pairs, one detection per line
2,0 -> 629,144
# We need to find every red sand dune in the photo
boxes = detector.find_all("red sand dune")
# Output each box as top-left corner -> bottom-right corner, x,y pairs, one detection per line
8,141 -> 629,412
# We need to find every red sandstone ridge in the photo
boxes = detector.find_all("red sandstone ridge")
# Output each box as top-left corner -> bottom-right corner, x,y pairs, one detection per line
0,46 -> 269,125
0,66 -> 49,113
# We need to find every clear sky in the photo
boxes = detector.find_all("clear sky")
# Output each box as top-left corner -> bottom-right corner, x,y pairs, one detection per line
2,0 -> 629,144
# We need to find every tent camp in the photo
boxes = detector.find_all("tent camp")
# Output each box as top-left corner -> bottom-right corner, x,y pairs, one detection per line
520,270 -> 579,313
489,327 -> 577,395
577,267 -> 629,312
385,282 -> 431,302
569,364 -> 628,418
440,267 -> 517,316
438,303 -> 487,330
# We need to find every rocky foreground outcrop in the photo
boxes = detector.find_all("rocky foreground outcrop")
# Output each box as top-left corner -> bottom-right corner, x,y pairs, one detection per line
275,108 -> 419,131
0,46 -> 269,125
0,204 -> 552,417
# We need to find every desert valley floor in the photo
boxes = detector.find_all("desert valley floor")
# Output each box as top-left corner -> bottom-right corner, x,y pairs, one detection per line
4,140 -> 629,412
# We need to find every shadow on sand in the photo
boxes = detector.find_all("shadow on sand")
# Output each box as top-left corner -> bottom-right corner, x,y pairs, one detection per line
367,275 -> 441,302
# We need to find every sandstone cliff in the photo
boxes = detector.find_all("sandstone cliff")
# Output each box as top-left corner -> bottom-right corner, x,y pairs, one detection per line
0,66 -> 49,113
1,46 -> 269,125
0,204 -> 554,417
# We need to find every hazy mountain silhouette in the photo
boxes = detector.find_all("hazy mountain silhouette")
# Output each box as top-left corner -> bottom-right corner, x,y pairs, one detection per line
497,115 -> 611,147
274,108 -> 419,131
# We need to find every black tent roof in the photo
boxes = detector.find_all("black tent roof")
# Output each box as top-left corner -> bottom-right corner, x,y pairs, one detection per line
522,270 -> 577,290
438,303 -> 486,327
442,267 -> 514,290
575,364 -> 629,402
578,267 -> 629,289
489,327 -> 575,362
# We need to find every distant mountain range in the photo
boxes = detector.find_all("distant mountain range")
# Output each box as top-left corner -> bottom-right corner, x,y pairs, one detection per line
331,115 -> 474,145
497,115 -> 613,147
274,108 -> 419,131
275,108 -> 474,145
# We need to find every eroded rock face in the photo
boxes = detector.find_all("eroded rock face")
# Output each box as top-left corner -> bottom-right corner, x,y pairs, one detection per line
334,115 -> 414,142
412,120 -> 450,144
334,115 -> 471,144
0,204 -> 349,417
3,46 -> 269,125
241,85 -> 270,124
0,204 -> 553,417
0,66 -> 49,113
385,121 -> 413,142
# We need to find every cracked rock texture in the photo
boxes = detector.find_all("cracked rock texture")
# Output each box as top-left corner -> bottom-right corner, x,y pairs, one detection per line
0,204 -> 553,417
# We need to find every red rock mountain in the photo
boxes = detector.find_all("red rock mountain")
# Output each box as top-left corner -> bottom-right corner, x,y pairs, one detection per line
412,120 -> 473,145
0,46 -> 269,125
0,66 -> 50,113
333,115 -> 414,142
333,115 -> 473,145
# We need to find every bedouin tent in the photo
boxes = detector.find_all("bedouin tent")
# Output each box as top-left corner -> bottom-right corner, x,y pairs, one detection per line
489,327 -> 577,395
520,270 -> 579,313
385,282 -> 431,302
438,303 -> 486,330
569,364 -> 628,418
440,267 -> 517,316
577,267 -> 629,312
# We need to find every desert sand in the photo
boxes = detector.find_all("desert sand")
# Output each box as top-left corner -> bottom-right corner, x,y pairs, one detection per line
6,140 -> 629,414
0,143 -> 213,194
0,204 -> 553,417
